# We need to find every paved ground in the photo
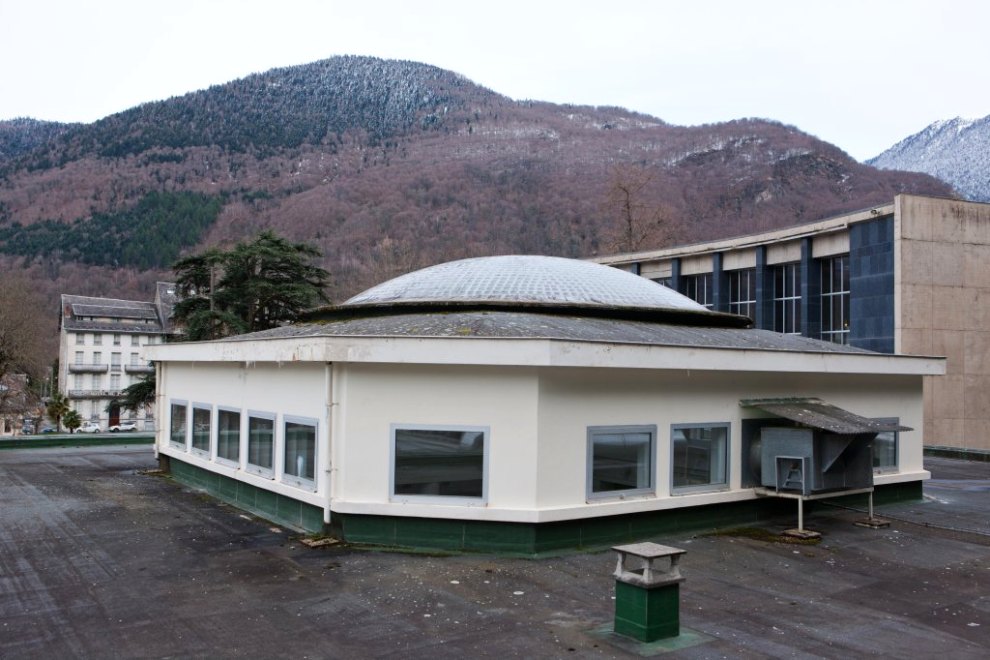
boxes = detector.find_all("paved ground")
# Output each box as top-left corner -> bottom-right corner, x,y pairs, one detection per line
1,446 -> 988,658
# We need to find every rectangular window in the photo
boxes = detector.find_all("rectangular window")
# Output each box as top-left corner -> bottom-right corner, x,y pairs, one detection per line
130,352 -> 139,365
873,418 -> 898,472
111,352 -> 121,372
191,405 -> 211,455
773,263 -> 802,334
90,374 -> 102,390
653,277 -> 672,288
110,374 -> 120,389
73,374 -> 83,389
217,408 -> 241,464
283,417 -> 318,489
681,273 -> 713,309
247,412 -> 275,477
820,255 -> 850,344
113,333 -> 121,346
130,335 -> 140,347
728,268 -> 757,320
93,333 -> 102,346
671,423 -> 729,492
169,401 -> 188,448
587,425 -> 656,498
391,425 -> 487,500
93,351 -> 102,364
74,351 -> 83,365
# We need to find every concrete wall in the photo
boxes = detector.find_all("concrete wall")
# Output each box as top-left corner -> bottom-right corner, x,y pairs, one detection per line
158,362 -> 329,509
896,195 -> 990,451
536,368 -> 925,515
159,358 -> 928,524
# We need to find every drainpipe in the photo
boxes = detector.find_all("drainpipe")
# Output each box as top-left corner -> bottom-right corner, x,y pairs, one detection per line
323,362 -> 334,527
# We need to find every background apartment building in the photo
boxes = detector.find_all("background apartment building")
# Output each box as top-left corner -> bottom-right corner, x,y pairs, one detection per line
58,282 -> 177,430
596,194 -> 990,455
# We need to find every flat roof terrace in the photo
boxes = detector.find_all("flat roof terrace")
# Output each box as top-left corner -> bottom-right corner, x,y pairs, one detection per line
1,446 -> 988,658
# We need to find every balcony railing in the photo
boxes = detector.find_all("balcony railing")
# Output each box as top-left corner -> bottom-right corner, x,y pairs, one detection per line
67,389 -> 123,400
124,364 -> 155,374
68,363 -> 110,374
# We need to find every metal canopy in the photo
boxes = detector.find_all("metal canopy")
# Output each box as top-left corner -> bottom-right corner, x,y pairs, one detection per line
740,398 -> 912,435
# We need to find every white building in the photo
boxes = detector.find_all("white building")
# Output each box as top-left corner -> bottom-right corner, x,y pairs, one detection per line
58,282 -> 177,430
146,257 -> 942,553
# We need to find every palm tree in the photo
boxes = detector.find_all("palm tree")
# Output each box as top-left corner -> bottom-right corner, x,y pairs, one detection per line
46,391 -> 70,432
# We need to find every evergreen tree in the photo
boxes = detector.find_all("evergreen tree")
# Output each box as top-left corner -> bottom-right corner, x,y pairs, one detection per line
112,374 -> 157,415
63,409 -> 82,433
173,231 -> 330,341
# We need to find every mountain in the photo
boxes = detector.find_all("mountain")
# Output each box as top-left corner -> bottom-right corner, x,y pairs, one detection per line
868,115 -> 990,202
0,117 -> 76,161
0,56 -> 954,311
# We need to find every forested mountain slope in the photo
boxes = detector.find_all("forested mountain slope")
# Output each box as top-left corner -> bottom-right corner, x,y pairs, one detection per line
0,56 -> 953,309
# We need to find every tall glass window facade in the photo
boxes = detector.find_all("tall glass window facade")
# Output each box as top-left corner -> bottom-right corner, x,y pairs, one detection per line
727,268 -> 757,320
773,263 -> 801,334
821,255 -> 850,344
681,273 -> 713,309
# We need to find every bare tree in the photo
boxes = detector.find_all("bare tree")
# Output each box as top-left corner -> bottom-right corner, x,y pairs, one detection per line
602,164 -> 681,254
0,275 -> 51,431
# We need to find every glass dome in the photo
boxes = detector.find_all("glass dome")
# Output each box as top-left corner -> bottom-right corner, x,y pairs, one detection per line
343,255 -> 707,312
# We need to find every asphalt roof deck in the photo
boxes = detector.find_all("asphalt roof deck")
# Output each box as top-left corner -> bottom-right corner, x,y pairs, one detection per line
2,446 -> 988,658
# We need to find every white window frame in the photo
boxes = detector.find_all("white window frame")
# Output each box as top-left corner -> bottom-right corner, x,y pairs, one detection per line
389,424 -> 489,505
168,400 -> 189,450
586,425 -> 657,500
281,415 -> 319,491
190,403 -> 213,457
245,410 -> 277,479
670,422 -> 730,494
215,406 -> 242,468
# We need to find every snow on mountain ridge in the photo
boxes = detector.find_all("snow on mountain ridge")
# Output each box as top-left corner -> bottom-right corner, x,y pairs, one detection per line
868,114 -> 990,202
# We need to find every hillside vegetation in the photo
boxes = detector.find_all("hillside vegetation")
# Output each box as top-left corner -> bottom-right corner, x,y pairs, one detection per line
0,55 -> 954,311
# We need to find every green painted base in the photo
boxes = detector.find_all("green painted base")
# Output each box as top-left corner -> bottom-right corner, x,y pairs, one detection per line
169,459 -> 326,533
588,623 -> 713,655
0,434 -> 154,450
614,581 -> 680,642
165,457 -> 925,554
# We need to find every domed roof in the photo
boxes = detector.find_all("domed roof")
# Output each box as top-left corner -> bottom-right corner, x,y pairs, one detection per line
343,255 -> 706,312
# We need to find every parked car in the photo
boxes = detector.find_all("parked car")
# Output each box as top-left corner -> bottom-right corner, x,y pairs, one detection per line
39,425 -> 57,434
78,421 -> 102,434
109,421 -> 138,432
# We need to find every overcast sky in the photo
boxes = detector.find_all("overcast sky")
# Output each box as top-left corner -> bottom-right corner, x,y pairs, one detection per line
1,0 -> 987,161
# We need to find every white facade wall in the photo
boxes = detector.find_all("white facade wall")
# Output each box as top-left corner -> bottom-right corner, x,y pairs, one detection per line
159,362 -> 329,508
156,355 -> 928,525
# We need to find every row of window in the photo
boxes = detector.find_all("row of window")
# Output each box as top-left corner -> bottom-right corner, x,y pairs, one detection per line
674,255 -> 850,343
387,423 -> 731,504
392,421 -> 898,503
73,332 -> 161,346
73,351 -> 146,366
169,410 -> 898,503
71,373 -> 135,390
169,402 -> 318,491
